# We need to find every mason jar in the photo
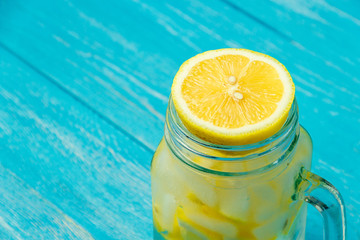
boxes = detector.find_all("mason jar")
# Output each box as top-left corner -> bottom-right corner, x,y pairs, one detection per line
151,96 -> 345,240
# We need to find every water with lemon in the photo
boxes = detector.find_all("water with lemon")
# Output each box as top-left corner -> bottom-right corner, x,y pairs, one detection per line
151,49 -> 313,239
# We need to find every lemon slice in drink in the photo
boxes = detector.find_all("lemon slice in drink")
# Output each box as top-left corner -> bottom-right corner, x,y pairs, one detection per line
171,49 -> 295,145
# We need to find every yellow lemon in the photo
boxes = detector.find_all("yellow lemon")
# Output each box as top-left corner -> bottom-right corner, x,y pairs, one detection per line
171,49 -> 295,145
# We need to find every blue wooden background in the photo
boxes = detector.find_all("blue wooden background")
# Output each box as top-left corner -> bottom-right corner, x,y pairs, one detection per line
0,0 -> 359,239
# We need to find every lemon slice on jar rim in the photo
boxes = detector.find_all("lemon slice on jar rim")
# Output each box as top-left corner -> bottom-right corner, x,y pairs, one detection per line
171,48 -> 295,145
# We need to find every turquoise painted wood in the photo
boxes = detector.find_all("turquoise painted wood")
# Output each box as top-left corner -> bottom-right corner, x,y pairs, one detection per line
0,48 -> 152,239
0,0 -> 359,239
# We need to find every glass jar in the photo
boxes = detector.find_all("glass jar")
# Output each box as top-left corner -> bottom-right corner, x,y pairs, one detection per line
151,97 -> 345,240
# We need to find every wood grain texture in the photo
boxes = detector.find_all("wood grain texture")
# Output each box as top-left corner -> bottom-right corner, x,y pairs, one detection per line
0,165 -> 95,240
0,0 -> 359,239
0,48 -> 152,239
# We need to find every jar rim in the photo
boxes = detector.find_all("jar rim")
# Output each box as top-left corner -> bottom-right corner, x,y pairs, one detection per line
165,95 -> 300,176
168,95 -> 298,151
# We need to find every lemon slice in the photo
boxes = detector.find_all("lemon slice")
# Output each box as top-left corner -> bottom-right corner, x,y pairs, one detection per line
171,49 -> 295,145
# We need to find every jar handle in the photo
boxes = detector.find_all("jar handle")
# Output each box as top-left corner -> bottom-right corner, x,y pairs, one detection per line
300,168 -> 346,239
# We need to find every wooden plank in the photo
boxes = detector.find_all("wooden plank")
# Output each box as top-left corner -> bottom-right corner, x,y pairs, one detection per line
219,0 -> 360,88
0,166 -> 94,240
0,0 -> 359,237
0,0 -> 200,151
0,0 -> 359,153
0,47 -> 152,239
326,0 -> 360,20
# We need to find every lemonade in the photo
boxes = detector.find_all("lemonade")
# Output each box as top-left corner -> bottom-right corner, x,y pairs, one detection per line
151,49 -> 345,240
152,97 -> 311,240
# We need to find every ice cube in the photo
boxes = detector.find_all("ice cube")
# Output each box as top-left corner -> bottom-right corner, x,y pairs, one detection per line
184,211 -> 238,238
179,220 -> 211,240
252,213 -> 288,240
250,183 -> 281,222
174,162 -> 218,207
155,193 -> 177,232
218,188 -> 250,221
